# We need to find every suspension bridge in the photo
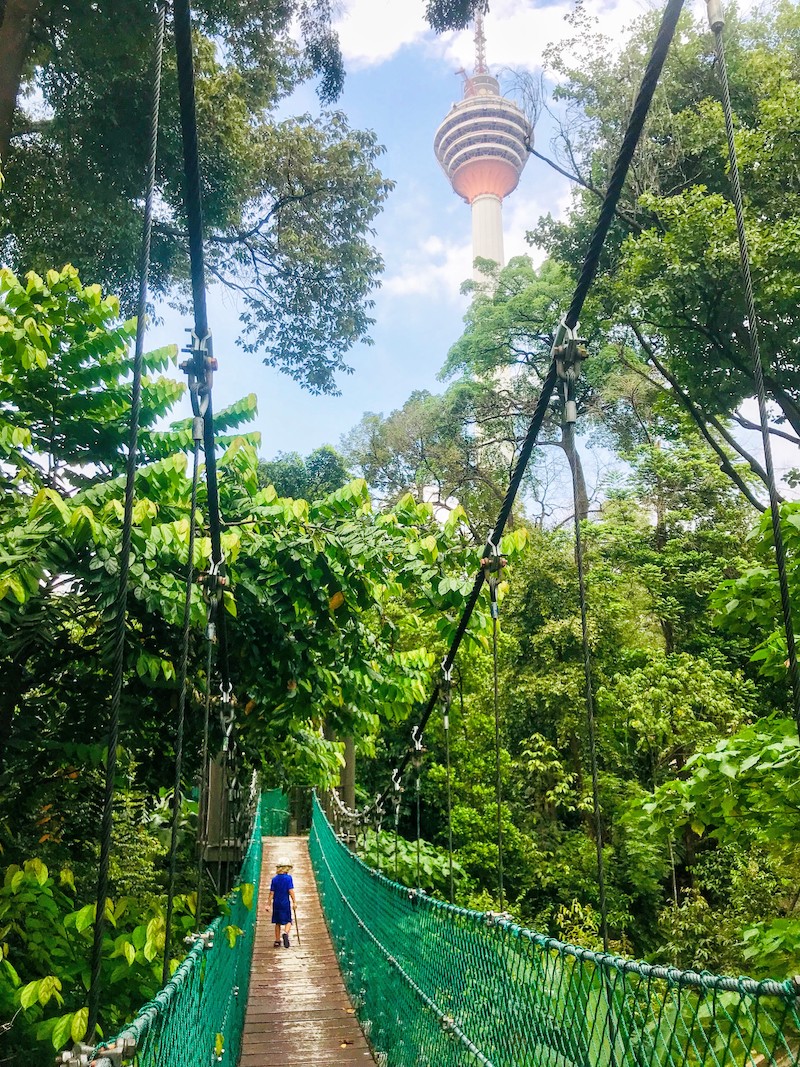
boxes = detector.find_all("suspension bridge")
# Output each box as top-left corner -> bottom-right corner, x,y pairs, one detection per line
37,0 -> 800,1063
84,792 -> 800,1067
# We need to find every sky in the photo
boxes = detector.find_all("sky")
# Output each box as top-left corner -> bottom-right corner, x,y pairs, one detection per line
147,0 -> 799,492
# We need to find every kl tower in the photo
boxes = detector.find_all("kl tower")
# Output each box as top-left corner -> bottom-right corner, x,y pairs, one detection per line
434,15 -> 531,282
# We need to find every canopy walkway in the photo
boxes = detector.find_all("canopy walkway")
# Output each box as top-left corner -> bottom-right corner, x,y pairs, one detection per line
93,794 -> 800,1067
240,833 -> 374,1066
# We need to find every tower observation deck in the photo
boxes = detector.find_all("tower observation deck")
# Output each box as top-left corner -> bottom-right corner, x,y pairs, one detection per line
433,16 -> 531,280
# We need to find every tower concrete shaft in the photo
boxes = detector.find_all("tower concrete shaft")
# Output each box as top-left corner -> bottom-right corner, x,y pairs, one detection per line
434,16 -> 531,282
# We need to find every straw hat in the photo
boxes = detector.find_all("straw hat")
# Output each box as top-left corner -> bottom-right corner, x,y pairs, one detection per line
275,859 -> 293,872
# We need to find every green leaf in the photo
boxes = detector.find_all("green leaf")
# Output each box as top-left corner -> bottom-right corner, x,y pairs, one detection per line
74,903 -> 95,933
51,1012 -> 74,1051
20,980 -> 40,1010
71,1007 -> 88,1043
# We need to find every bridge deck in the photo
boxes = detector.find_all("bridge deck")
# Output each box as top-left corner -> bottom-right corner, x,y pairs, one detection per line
240,834 -> 375,1067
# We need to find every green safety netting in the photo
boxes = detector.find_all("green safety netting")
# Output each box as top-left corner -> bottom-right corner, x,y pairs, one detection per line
309,796 -> 800,1067
95,807 -> 262,1067
259,787 -> 290,836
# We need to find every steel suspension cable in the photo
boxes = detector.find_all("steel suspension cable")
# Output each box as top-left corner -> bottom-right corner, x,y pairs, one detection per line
491,611 -> 504,910
162,435 -> 203,984
441,673 -> 455,904
707,0 -> 800,737
564,416 -> 609,951
87,2 -> 167,1036
173,0 -> 230,693
195,631 -> 215,925
564,0 -> 685,330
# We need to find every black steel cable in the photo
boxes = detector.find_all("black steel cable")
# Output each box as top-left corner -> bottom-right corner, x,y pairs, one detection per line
378,363 -> 559,804
710,11 -> 800,737
442,682 -> 455,904
565,417 -> 609,951
195,632 -> 215,926
564,0 -> 685,330
87,2 -> 167,1035
162,436 -> 203,984
491,610 -> 504,910
172,0 -> 230,694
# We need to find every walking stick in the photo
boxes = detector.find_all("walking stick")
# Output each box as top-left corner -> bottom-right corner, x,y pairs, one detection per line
292,902 -> 301,946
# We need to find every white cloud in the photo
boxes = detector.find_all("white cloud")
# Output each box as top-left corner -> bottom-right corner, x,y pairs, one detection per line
382,235 -> 473,303
333,0 -> 429,69
334,0 -> 737,74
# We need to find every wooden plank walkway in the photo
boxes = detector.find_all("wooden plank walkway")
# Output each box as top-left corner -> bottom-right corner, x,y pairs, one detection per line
240,835 -> 375,1067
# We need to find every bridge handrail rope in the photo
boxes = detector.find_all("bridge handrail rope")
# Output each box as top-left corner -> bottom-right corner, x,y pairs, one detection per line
310,797 -> 800,1067
81,804 -> 263,1067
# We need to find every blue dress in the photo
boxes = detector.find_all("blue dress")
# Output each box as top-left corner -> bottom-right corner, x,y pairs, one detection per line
270,872 -> 293,925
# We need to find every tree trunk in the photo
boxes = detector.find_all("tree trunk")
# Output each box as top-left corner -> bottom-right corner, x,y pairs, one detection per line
560,425 -> 590,523
0,0 -> 41,165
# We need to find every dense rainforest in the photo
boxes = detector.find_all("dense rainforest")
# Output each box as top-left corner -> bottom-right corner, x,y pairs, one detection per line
1,0 -> 800,1062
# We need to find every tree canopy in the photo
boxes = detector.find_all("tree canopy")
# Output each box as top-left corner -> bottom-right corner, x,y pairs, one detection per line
0,0 -> 392,393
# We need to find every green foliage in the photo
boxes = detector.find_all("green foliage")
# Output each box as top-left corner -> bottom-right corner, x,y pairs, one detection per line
533,1 -> 800,487
355,829 -> 466,899
257,444 -> 350,501
0,855 -> 196,1059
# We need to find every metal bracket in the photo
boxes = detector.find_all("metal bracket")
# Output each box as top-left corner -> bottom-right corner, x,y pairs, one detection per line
58,1036 -> 136,1067
554,320 -> 588,426
483,910 -> 512,927
179,329 -> 216,421
481,536 -> 506,617
554,321 -> 587,383
200,556 -> 229,611
184,928 -> 215,950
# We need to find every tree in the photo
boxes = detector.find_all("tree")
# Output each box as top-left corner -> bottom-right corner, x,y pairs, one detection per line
531,2 -> 800,501
257,444 -> 350,501
443,257 -> 610,522
0,265 -> 502,812
341,386 -> 521,538
0,1 -> 391,393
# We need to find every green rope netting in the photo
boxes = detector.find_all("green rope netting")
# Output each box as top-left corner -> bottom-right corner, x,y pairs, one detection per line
309,796 -> 800,1067
95,807 -> 262,1067
259,787 -> 290,836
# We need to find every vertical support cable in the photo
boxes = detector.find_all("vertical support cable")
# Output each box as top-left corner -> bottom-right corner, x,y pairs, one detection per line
163,434 -> 203,984
482,545 -> 506,911
172,0 -> 230,692
87,2 -> 167,1036
442,668 -> 455,905
707,0 -> 800,737
491,613 -> 504,911
564,387 -> 609,951
195,634 -> 215,926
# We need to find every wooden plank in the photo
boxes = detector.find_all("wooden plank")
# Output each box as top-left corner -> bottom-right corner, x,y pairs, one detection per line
239,835 -> 375,1067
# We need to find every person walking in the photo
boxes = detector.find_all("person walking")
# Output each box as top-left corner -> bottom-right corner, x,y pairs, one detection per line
268,859 -> 295,948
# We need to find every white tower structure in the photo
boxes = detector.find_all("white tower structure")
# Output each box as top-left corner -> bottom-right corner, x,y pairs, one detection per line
433,16 -> 531,281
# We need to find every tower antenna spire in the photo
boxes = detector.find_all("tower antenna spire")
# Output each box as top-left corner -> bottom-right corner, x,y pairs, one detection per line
474,11 -> 487,74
